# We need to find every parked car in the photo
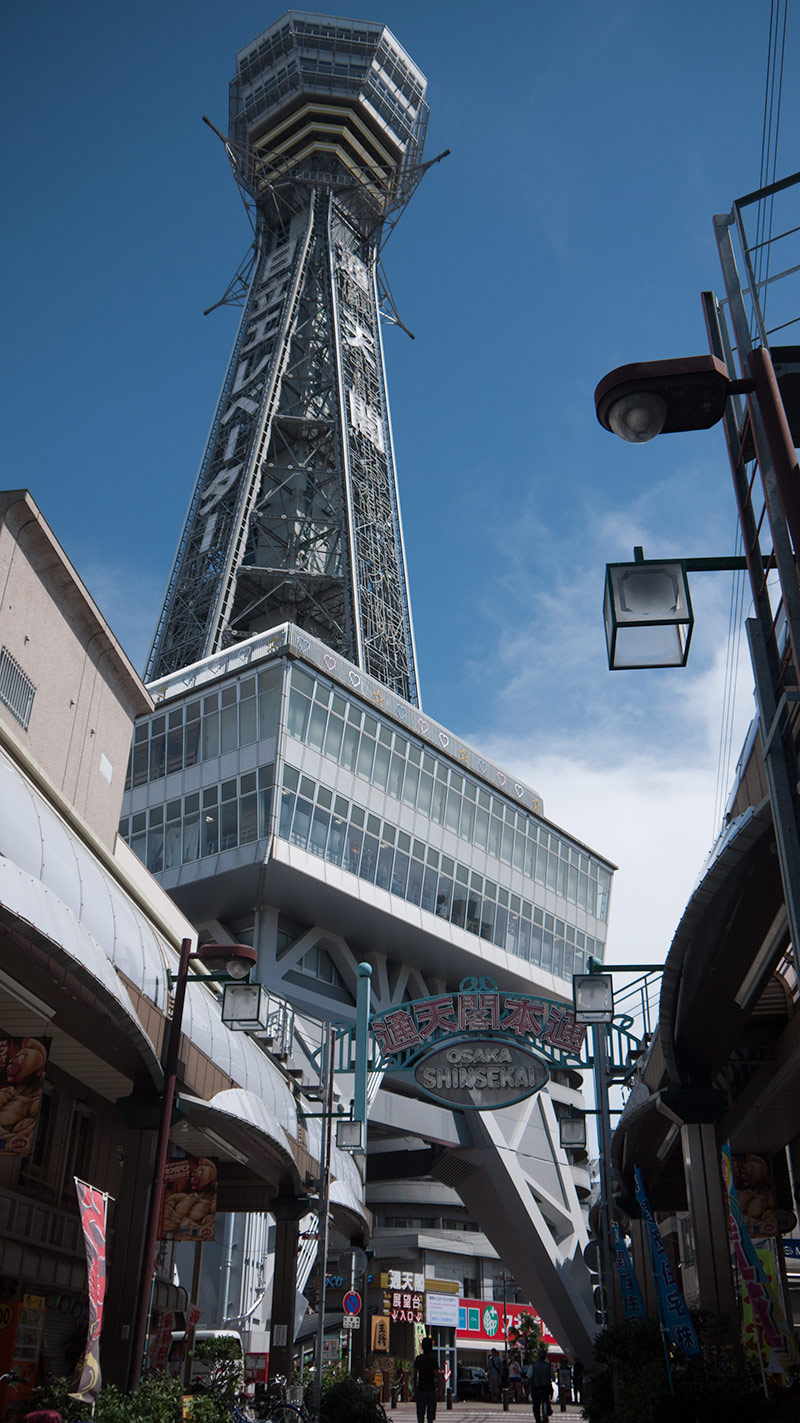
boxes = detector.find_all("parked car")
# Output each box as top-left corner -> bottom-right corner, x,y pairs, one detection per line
457,1365 -> 488,1401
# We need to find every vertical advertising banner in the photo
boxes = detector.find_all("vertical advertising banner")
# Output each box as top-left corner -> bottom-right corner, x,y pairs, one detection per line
721,1144 -> 797,1371
72,1180 -> 110,1405
0,1036 -> 47,1155
611,1221 -> 647,1321
634,1168 -> 701,1357
160,1158 -> 217,1241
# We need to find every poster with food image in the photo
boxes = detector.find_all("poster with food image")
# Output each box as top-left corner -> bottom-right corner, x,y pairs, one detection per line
0,1036 -> 47,1156
160,1157 -> 217,1241
732,1152 -> 796,1236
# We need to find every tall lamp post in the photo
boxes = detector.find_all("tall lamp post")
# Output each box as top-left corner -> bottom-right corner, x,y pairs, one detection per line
596,339 -> 800,986
572,972 -> 617,1331
128,940 -> 257,1390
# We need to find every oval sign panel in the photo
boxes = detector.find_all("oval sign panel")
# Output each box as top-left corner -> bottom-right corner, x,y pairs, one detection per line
413,1036 -> 549,1109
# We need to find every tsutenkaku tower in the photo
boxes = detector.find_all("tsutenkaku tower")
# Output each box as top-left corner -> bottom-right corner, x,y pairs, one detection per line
147,11 -> 432,705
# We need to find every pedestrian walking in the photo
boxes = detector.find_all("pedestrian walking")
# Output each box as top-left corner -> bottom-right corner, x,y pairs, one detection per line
527,1344 -> 553,1423
487,1347 -> 504,1403
556,1359 -> 572,1411
413,1335 -> 439,1423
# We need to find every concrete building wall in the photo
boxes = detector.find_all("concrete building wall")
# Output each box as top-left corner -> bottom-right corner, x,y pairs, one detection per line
0,490 -> 151,850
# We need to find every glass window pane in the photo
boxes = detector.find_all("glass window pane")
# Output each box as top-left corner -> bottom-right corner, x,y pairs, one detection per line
402,761 -> 419,806
287,689 -> 311,740
184,720 -> 200,768
309,806 -> 330,857
307,701 -> 327,751
406,856 -> 423,905
241,792 -> 258,843
436,874 -> 453,919
149,733 -> 166,781
343,822 -> 363,874
372,741 -> 390,790
391,850 -> 409,897
202,804 -> 219,856
290,796 -> 312,848
357,732 -> 376,779
341,722 -> 359,769
132,741 -> 149,788
183,810 -> 200,863
388,752 -> 405,798
421,864 -> 437,912
376,836 -> 394,890
239,694 -> 257,746
258,667 -> 282,739
324,714 -> 344,760
221,799 -> 239,849
202,708 -> 220,759
291,666 -> 315,695
359,832 -> 379,882
326,813 -> 346,865
279,790 -> 296,838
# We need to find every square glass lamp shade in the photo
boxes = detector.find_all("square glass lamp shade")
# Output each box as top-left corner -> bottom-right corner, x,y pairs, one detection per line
336,1118 -> 365,1153
573,972 -> 614,1024
604,560 -> 694,669
559,1117 -> 587,1149
222,982 -> 270,1031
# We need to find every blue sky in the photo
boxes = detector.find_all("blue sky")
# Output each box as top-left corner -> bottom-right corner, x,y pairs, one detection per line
2,0 -> 797,964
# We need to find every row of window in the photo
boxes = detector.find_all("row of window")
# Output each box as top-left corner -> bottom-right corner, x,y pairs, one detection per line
125,668 -> 281,790
120,768 -> 274,874
288,666 -> 610,922
278,766 -> 602,978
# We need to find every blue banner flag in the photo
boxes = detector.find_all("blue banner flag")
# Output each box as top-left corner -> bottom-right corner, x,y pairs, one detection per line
611,1220 -> 647,1321
634,1167 -> 702,1357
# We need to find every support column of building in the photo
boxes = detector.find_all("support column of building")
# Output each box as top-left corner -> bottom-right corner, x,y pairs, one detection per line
680,1122 -> 736,1323
268,1195 -> 304,1384
102,1109 -> 159,1387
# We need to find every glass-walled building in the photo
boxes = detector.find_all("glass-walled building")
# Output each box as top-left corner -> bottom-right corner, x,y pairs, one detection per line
121,622 -> 611,999
120,621 -> 612,1362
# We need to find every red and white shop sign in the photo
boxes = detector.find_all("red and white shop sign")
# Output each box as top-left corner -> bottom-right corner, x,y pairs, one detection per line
456,1298 -> 558,1348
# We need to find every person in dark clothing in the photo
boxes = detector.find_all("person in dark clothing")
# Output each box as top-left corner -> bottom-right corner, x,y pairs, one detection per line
413,1336 -> 439,1423
527,1345 -> 553,1423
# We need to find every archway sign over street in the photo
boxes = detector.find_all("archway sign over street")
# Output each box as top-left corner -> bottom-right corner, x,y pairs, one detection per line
369,977 -> 587,1110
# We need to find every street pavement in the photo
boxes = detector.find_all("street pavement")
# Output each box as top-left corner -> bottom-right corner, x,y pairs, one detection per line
385,1403 -> 584,1422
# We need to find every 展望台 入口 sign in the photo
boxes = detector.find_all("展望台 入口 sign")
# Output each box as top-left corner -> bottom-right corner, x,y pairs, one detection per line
370,976 -> 586,1111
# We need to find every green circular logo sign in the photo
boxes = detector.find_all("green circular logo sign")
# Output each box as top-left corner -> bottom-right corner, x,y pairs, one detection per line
483,1305 -> 499,1337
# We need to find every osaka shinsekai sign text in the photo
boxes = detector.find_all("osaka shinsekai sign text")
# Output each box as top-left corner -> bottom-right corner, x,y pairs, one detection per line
370,977 -> 587,1110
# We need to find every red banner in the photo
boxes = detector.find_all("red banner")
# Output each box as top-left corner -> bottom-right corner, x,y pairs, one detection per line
72,1180 -> 110,1405
456,1298 -> 558,1348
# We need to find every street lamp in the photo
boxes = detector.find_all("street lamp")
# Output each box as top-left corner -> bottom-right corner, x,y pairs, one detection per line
573,972 -> 617,1331
128,940 -> 256,1389
595,332 -> 800,989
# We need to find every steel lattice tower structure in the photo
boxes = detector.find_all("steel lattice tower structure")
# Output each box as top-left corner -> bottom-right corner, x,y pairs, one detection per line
147,12 -> 433,705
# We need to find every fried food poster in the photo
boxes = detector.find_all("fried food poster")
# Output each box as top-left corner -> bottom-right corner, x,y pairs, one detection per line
0,1036 -> 47,1155
160,1157 -> 217,1241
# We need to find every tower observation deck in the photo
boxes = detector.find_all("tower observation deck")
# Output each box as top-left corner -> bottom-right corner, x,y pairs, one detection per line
147,11 -> 430,705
